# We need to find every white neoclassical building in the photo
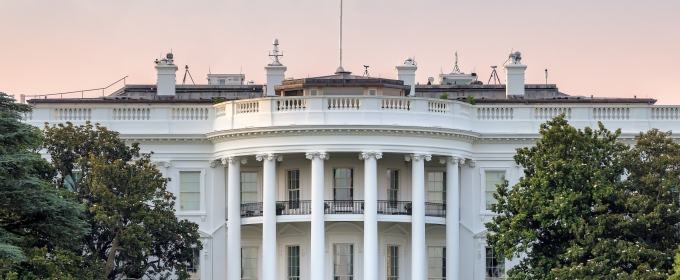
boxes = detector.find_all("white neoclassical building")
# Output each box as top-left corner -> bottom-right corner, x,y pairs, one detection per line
18,42 -> 679,280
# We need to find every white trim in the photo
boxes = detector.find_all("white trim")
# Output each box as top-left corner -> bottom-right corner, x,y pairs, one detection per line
478,167 -> 512,216
177,168 -> 207,215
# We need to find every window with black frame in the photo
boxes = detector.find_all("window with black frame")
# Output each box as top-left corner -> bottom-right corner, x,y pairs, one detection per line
288,245 -> 300,280
287,170 -> 300,209
333,168 -> 353,201
387,170 -> 399,207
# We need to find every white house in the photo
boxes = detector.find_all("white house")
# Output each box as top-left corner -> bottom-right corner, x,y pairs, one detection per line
19,41 -> 677,280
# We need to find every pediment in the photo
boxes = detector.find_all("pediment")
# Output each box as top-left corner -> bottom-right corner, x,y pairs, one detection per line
277,224 -> 305,236
382,224 -> 408,236
198,229 -> 211,238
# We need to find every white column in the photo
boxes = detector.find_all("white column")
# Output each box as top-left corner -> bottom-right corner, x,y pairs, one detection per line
306,152 -> 329,280
407,153 -> 431,280
257,154 -> 281,280
225,156 -> 245,280
360,152 -> 382,280
210,160 -> 227,279
441,156 -> 463,280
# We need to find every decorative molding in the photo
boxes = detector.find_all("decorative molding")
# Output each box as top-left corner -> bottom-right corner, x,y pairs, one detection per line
223,156 -> 248,165
358,151 -> 383,160
404,153 -> 432,162
151,161 -> 171,168
209,160 -> 217,168
438,156 -> 465,165
255,153 -> 280,162
305,151 -> 329,160
207,126 -> 479,144
469,160 -> 477,168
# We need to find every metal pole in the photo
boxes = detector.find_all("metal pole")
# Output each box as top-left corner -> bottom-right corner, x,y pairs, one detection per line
339,0 -> 343,69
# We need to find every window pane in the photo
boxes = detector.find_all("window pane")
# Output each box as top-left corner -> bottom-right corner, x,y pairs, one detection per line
387,245 -> 399,279
180,172 -> 201,211
485,247 -> 505,279
428,246 -> 446,279
334,244 -> 354,278
242,247 -> 258,280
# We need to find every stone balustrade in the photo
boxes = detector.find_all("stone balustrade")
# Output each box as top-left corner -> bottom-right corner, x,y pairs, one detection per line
23,96 -> 680,136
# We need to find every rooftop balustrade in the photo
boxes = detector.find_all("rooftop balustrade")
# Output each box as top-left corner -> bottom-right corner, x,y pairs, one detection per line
21,95 -> 680,136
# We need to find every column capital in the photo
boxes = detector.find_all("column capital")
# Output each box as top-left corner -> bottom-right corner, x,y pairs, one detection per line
209,160 -> 217,168
222,156 -> 248,165
359,151 -> 383,160
305,151 -> 329,160
468,160 -> 477,167
152,160 -> 171,168
405,153 -> 431,162
256,153 -> 283,162
439,156 -> 465,165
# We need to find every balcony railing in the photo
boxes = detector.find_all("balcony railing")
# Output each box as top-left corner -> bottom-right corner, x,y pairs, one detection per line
239,201 -> 446,218
277,200 -> 311,215
425,202 -> 446,217
324,200 -> 364,214
241,202 -> 263,217
377,200 -> 411,215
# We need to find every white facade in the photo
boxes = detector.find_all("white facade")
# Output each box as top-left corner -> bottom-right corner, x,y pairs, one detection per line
22,96 -> 680,280
20,48 -> 680,280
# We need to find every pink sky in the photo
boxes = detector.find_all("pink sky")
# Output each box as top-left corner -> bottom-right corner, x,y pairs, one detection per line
1,0 -> 679,103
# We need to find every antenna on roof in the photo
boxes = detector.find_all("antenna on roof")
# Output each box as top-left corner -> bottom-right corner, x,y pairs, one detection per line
335,0 -> 350,74
182,65 -> 195,85
268,39 -> 284,66
452,51 -> 461,74
488,66 -> 501,85
363,65 -> 370,77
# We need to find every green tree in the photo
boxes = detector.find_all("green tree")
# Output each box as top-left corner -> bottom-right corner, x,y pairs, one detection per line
0,93 -> 90,279
43,122 -> 202,279
486,116 -> 680,279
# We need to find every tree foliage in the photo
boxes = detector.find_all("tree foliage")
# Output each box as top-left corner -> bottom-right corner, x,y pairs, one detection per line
0,93 -> 90,279
486,115 -> 680,279
43,122 -> 202,279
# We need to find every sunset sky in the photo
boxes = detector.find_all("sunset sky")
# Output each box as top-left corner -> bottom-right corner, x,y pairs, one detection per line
1,0 -> 678,103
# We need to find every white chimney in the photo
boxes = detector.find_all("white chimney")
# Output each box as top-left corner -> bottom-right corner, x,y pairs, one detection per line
155,53 -> 178,96
264,39 -> 287,97
395,58 -> 418,97
503,51 -> 527,97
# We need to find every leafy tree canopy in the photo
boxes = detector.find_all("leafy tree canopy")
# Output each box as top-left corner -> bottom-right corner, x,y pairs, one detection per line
43,121 -> 202,279
0,93 -> 90,279
486,115 -> 680,279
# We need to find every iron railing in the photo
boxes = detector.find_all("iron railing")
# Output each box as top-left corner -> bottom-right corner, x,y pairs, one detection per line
25,76 -> 128,101
324,200 -> 364,214
377,200 -> 411,215
239,200 -> 446,217
276,200 -> 311,215
240,202 -> 263,217
425,202 -> 446,217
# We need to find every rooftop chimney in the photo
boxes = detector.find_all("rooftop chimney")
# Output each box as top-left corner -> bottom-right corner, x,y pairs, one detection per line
396,58 -> 418,96
503,51 -> 527,98
265,39 -> 287,97
154,53 -> 179,96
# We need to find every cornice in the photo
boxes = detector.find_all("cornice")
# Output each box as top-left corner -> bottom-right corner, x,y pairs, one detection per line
207,125 -> 480,144
121,134 -> 209,143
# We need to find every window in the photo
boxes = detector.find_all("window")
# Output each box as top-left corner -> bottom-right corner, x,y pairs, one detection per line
427,172 -> 446,203
333,168 -> 353,201
287,246 -> 300,280
241,172 -> 258,203
334,244 -> 354,280
180,171 -> 201,211
288,170 -> 300,209
485,172 -> 505,210
310,89 -> 318,96
219,79 -> 226,85
427,246 -> 446,280
388,170 -> 399,207
369,89 -> 377,96
387,245 -> 399,280
187,247 -> 200,280
241,247 -> 258,280
485,247 -> 505,280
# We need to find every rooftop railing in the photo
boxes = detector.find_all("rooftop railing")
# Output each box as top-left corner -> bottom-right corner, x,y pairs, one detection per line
22,76 -> 128,102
